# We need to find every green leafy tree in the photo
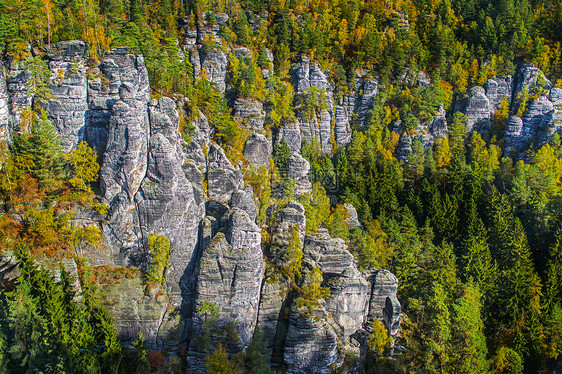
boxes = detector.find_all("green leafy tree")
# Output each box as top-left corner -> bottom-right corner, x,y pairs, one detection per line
145,233 -> 171,286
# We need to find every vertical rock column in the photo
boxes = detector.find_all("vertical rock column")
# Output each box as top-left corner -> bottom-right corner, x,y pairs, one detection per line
136,97 -> 204,305
0,61 -> 9,145
45,40 -> 88,152
99,47 -> 151,263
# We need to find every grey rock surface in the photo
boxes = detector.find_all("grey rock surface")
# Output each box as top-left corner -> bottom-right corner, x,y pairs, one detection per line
284,306 -> 338,374
257,273 -> 290,349
278,117 -> 302,153
325,267 -> 370,340
513,63 -> 552,103
429,104 -> 448,138
484,76 -> 512,112
287,153 -> 312,196
343,203 -> 363,229
233,97 -> 265,130
268,200 -> 307,266
87,47 -> 150,150
503,116 -> 525,154
198,50 -> 228,92
303,228 -> 355,276
229,187 -> 257,222
207,143 -> 242,203
334,105 -> 352,146
0,61 -> 9,144
244,133 -> 271,168
136,98 -> 203,304
45,40 -> 88,151
368,270 -> 401,336
188,209 -> 263,369
458,86 -> 491,132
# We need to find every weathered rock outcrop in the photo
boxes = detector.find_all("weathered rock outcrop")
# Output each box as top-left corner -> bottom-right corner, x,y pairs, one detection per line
233,97 -> 265,130
287,152 -> 313,196
484,76 -> 512,111
303,229 -> 354,276
283,306 -> 339,374
188,208 -> 263,371
334,105 -> 352,145
136,97 -> 203,304
0,61 -> 9,144
88,47 -> 150,150
513,63 -> 552,102
99,79 -> 150,259
291,56 -> 329,94
457,86 -> 491,132
244,132 -> 271,168
503,116 -> 525,154
267,200 -> 307,265
429,104 -> 448,138
278,117 -> 302,153
368,270 -> 401,336
207,143 -> 242,203
45,40 -> 88,152
197,50 -> 228,92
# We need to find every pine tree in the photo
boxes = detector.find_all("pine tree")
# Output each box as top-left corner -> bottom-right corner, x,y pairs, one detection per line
451,284 -> 491,374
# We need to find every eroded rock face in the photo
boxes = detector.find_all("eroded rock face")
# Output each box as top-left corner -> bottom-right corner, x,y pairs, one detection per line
430,104 -> 448,138
459,86 -> 491,132
257,273 -> 290,349
324,268 -> 370,340
233,97 -> 265,130
368,270 -> 401,336
244,133 -> 271,168
503,116 -> 525,155
188,209 -> 263,371
100,96 -> 149,257
88,47 -> 150,150
303,228 -> 354,276
268,200 -> 307,266
291,56 -> 329,94
334,105 -> 352,146
343,203 -> 363,230
45,40 -> 88,152
284,306 -> 339,374
207,143 -> 242,203
278,117 -> 302,153
0,61 -> 9,144
198,50 -> 228,92
229,187 -> 257,222
5,60 -> 31,129
136,99 -> 203,304
484,76 -> 512,112
287,153 -> 312,196
513,62 -> 552,102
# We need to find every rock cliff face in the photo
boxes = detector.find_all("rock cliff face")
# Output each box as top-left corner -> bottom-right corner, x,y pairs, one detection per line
0,61 -> 9,144
45,40 -> 88,152
20,36 -> 562,374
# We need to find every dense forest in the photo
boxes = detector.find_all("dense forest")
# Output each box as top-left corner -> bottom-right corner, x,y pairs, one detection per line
0,0 -> 562,373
